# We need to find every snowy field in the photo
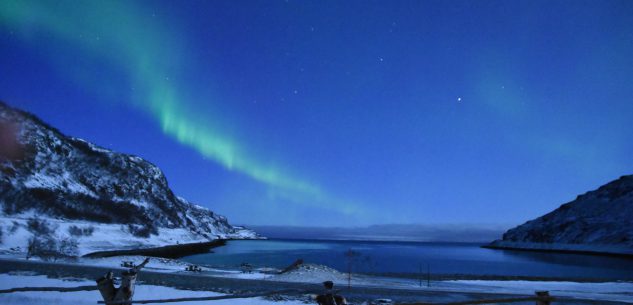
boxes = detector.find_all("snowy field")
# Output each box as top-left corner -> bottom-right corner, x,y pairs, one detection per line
440,280 -> 633,303
0,273 -> 309,305
1,271 -> 633,305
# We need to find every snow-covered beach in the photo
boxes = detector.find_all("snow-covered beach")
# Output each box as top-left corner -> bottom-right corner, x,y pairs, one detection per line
0,273 -> 307,305
1,254 -> 632,305
2,213 -> 633,304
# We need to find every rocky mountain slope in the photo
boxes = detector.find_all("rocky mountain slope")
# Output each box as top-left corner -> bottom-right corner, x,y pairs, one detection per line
0,101 -> 256,254
487,175 -> 633,255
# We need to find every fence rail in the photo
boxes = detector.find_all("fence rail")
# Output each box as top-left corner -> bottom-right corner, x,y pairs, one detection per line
0,285 -> 98,293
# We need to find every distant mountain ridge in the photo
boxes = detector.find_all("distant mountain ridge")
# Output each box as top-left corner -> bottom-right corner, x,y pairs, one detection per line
487,175 -> 633,256
0,101 -> 256,246
250,223 -> 506,243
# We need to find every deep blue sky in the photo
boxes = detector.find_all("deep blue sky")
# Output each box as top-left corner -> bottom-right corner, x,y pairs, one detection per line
1,0 -> 632,227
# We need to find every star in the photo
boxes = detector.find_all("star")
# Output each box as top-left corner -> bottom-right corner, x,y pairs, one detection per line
457,97 -> 462,102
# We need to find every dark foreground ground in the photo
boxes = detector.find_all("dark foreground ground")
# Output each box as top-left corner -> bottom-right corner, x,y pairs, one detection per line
0,258 -> 627,305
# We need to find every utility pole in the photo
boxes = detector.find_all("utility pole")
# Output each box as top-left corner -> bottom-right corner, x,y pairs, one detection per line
418,263 -> 422,287
348,263 -> 351,289
346,248 -> 352,289
344,248 -> 360,290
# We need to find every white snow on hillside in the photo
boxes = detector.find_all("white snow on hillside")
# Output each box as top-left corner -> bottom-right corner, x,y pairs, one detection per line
0,213 -> 212,256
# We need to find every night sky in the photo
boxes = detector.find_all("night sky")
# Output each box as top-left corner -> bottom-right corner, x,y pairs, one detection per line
1,1 -> 632,227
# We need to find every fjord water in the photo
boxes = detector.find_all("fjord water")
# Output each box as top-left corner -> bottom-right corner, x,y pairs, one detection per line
182,239 -> 633,280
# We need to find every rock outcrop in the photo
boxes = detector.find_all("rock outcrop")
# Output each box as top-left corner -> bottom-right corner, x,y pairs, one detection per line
487,175 -> 633,256
0,101 -> 256,243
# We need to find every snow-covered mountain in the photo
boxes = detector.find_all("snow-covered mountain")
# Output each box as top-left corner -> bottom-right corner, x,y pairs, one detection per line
0,101 -> 256,254
488,175 -> 633,255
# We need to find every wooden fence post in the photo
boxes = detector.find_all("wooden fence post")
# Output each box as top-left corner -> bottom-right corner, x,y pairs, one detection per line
97,258 -> 149,305
535,291 -> 551,305
96,271 -> 116,302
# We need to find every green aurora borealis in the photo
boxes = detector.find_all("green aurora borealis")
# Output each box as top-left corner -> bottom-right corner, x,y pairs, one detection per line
2,0 -> 632,226
0,0 -> 358,216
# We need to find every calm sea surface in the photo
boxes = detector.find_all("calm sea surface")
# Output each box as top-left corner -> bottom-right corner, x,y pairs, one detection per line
181,239 -> 633,280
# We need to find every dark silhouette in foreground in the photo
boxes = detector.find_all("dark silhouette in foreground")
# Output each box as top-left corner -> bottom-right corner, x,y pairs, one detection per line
96,257 -> 150,304
316,281 -> 347,305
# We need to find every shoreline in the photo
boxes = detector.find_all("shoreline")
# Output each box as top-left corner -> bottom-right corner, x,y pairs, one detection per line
222,237 -> 633,260
71,238 -> 633,283
3,238 -> 633,304
371,272 -> 628,283
483,241 -> 633,259
1,257 -> 631,305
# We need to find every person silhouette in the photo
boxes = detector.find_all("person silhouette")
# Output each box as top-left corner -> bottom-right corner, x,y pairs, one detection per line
316,281 -> 347,305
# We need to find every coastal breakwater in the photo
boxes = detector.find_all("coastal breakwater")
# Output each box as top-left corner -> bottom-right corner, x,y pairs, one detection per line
83,240 -> 227,259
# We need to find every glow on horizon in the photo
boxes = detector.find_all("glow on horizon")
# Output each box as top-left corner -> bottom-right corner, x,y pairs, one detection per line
0,0 -> 361,216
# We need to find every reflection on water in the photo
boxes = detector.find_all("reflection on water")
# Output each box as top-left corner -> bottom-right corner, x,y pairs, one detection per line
182,239 -> 633,280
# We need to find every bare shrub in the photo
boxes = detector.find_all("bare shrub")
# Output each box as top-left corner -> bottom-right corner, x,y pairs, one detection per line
58,236 -> 79,257
127,224 -> 154,238
9,221 -> 19,234
25,218 -> 80,260
26,217 -> 56,236
27,235 -> 58,261
27,235 -> 80,260
67,225 -> 82,236
68,225 -> 94,237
